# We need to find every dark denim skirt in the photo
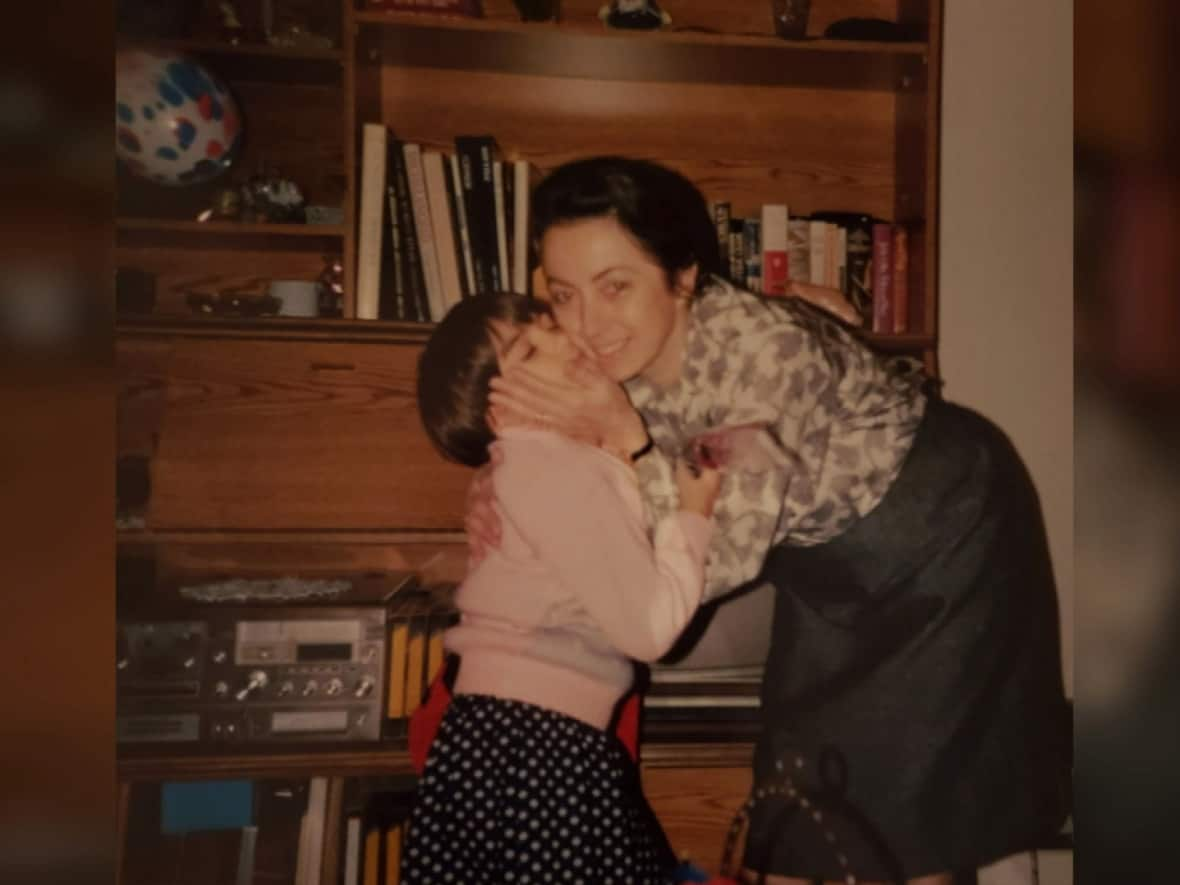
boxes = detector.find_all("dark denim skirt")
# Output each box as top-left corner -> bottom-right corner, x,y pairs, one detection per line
743,397 -> 1071,881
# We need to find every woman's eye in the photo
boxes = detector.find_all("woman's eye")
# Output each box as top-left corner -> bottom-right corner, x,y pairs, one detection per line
604,280 -> 629,297
549,288 -> 574,306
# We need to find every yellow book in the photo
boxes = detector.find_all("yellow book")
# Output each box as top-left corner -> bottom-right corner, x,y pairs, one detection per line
386,622 -> 409,720
362,826 -> 381,885
403,615 -> 427,716
383,823 -> 402,885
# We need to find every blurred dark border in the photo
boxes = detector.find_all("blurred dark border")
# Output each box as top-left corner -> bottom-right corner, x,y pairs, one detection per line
1076,0 -> 1180,882
0,2 -> 115,885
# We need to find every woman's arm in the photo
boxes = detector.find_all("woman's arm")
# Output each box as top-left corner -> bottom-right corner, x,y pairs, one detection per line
644,319 -> 833,600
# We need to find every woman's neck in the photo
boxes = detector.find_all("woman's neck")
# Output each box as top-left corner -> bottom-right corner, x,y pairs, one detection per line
639,296 -> 691,389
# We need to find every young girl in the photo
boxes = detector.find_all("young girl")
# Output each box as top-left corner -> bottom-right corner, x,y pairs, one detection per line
406,290 -> 720,884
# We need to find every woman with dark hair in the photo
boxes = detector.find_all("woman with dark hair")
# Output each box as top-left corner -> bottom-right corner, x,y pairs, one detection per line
477,156 -> 1071,884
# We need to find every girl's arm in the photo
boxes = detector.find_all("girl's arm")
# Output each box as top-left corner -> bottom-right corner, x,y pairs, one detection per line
493,440 -> 715,663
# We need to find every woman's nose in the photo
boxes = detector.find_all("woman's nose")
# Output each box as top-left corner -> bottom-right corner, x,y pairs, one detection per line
577,293 -> 605,338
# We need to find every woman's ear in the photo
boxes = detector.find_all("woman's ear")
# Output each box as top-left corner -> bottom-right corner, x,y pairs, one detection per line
674,263 -> 699,297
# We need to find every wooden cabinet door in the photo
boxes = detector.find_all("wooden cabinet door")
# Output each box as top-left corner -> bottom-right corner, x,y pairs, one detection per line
118,334 -> 470,532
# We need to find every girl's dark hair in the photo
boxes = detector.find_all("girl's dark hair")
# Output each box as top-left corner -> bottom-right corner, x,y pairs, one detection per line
417,290 -> 548,467
530,156 -> 722,292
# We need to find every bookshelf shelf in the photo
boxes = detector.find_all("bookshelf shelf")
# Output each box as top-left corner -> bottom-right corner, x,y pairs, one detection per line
124,37 -> 344,63
115,314 -> 933,353
354,11 -> 926,56
116,738 -> 753,782
117,745 -> 414,782
115,527 -> 465,545
116,219 -> 348,239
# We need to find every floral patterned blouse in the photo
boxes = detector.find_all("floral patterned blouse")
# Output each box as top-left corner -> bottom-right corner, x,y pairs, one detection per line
626,278 -> 928,601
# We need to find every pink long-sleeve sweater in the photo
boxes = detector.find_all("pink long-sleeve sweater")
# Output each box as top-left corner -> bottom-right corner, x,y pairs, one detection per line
445,426 -> 714,729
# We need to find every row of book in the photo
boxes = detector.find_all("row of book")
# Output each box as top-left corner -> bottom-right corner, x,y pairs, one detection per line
341,790 -> 415,885
356,125 -> 537,323
712,202 -> 921,335
384,587 -> 457,733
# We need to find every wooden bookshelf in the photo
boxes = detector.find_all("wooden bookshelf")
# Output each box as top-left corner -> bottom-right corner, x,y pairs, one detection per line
115,1 -> 944,880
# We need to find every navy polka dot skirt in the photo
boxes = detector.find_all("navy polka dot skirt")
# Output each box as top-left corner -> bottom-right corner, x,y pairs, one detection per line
402,692 -> 676,884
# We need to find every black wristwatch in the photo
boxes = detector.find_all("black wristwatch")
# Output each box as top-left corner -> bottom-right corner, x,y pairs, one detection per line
629,435 -> 655,462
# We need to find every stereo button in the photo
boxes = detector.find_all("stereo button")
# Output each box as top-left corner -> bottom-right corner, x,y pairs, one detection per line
235,670 -> 269,701
354,676 -> 375,698
302,680 -> 319,697
278,680 -> 295,697
325,678 -> 344,697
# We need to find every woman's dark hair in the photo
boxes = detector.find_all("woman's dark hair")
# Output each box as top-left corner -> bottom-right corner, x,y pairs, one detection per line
417,291 -> 548,467
530,156 -> 722,292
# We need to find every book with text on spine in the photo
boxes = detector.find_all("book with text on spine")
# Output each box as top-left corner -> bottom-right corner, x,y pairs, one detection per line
760,203 -> 788,296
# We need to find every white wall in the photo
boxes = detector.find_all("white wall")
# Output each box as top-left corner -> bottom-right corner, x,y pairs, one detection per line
939,0 -> 1074,699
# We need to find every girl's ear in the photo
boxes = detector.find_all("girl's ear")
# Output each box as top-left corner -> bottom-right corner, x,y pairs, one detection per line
674,262 -> 699,298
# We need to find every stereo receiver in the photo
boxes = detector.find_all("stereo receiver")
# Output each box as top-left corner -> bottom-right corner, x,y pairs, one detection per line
116,572 -> 418,747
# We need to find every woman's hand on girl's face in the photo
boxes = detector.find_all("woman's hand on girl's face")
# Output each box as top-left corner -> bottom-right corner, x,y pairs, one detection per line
488,357 -> 648,454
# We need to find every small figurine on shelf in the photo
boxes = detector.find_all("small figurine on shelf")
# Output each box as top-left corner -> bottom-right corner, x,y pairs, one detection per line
316,255 -> 345,318
598,0 -> 670,30
241,169 -> 307,223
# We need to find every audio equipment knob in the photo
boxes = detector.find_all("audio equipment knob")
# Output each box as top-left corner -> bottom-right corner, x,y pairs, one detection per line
325,678 -> 344,697
116,629 -> 129,671
212,650 -> 228,664
278,680 -> 295,698
214,680 -> 230,698
302,679 -> 319,697
353,676 -> 375,698
235,669 -> 269,701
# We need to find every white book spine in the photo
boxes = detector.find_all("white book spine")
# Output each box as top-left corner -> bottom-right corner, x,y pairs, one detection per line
355,124 -> 388,320
342,815 -> 362,885
492,160 -> 510,291
449,152 -> 476,297
422,150 -> 463,313
299,776 -> 328,885
402,143 -> 446,322
808,219 -> 827,286
512,160 -> 531,294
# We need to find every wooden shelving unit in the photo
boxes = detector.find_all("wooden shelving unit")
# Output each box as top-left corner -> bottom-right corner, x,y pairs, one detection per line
115,2 -> 943,881
115,218 -> 347,237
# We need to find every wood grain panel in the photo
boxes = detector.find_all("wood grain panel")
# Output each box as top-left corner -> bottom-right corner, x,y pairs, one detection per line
135,336 -> 469,530
143,538 -> 468,587
380,65 -> 896,218
643,766 -> 752,873
117,338 -> 172,456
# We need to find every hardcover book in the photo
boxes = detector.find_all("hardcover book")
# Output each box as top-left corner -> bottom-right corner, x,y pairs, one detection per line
760,204 -> 788,296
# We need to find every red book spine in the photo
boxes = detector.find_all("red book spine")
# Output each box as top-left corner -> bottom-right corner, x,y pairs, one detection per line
891,226 -> 909,333
871,223 -> 893,333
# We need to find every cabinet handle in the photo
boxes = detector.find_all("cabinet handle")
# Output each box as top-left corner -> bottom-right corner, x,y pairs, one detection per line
309,362 -> 355,372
